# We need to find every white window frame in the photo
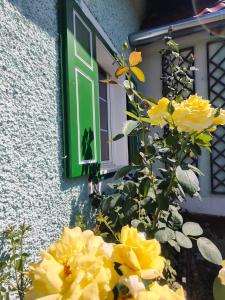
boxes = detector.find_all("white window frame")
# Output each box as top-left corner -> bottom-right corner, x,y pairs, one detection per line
98,67 -> 113,164
96,37 -> 129,174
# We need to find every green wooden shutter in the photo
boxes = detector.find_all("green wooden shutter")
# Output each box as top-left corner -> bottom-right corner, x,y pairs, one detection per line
60,0 -> 101,178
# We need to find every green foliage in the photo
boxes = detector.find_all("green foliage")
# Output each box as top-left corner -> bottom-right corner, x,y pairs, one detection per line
197,237 -> 223,265
182,222 -> 203,237
176,166 -> 200,197
74,215 -> 86,229
0,223 -> 31,300
160,36 -> 195,100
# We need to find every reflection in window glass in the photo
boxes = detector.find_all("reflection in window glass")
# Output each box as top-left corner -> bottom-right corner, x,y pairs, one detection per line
98,66 -> 110,162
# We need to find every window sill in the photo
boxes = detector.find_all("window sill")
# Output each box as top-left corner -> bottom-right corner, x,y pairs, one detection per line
100,164 -> 125,176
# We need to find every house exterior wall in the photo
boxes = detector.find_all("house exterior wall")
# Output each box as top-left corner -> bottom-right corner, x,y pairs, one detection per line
138,31 -> 225,217
0,0 -> 144,257
82,0 -> 145,51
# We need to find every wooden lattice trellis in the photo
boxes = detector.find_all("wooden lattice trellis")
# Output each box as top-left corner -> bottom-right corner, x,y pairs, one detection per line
207,40 -> 225,194
162,47 -> 198,166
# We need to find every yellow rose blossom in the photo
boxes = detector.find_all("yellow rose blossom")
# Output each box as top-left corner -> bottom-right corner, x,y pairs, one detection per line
172,94 -> 214,132
149,282 -> 186,300
25,227 -> 118,300
122,278 -> 185,300
113,225 -> 165,279
213,109 -> 225,126
135,290 -> 159,300
147,97 -> 171,127
218,260 -> 225,286
25,251 -> 64,299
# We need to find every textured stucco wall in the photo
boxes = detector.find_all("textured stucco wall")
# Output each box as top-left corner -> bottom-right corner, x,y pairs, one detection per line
0,0 -> 144,258
82,0 -> 145,51
0,0 -> 95,258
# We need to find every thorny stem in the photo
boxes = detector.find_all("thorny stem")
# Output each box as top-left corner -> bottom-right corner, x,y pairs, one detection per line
98,212 -> 119,242
152,136 -> 190,230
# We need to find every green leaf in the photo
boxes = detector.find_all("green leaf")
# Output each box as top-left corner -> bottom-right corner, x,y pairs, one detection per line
167,101 -> 175,114
168,207 -> 183,230
188,164 -> 204,176
176,166 -> 200,196
213,277 -> 225,300
165,134 -> 179,146
155,228 -> 175,243
157,195 -> 169,210
124,181 -> 137,197
122,120 -> 139,136
114,165 -> 133,180
141,197 -> 157,213
175,231 -> 192,249
182,222 -> 203,237
167,40 -> 179,52
102,194 -> 121,212
139,177 -> 151,197
144,97 -> 157,105
125,111 -> 140,121
131,152 -> 143,165
112,133 -> 124,141
197,237 -> 222,265
168,239 -> 180,252
195,133 -> 212,146
190,144 -> 202,156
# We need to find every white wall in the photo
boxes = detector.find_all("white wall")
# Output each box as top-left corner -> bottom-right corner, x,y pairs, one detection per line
138,31 -> 225,216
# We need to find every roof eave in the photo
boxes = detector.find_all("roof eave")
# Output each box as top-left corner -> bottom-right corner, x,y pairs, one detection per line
129,10 -> 225,47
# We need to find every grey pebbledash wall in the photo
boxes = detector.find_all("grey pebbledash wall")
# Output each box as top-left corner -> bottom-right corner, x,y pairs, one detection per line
0,0 -> 144,256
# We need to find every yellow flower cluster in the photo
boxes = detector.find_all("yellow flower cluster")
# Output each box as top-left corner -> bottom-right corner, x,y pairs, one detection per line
218,260 -> 225,286
147,95 -> 225,132
26,226 -> 186,300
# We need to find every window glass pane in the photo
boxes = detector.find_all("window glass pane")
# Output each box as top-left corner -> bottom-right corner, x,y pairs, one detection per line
100,100 -> 108,131
100,131 -> 109,161
99,66 -> 107,99
98,66 -> 110,162
75,14 -> 92,67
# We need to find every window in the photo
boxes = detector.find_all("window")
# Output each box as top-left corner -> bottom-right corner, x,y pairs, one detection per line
98,66 -> 111,162
96,38 -> 129,173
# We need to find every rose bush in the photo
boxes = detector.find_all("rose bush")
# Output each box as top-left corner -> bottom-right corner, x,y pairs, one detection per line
89,37 -> 225,299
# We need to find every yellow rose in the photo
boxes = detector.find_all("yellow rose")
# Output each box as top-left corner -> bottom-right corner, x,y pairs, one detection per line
121,275 -> 145,297
147,97 -> 171,127
113,226 -> 165,279
218,260 -> 225,286
172,95 -> 214,132
26,227 -> 118,300
213,109 -> 225,126
149,282 -> 186,300
135,290 -> 159,300
25,251 -> 64,299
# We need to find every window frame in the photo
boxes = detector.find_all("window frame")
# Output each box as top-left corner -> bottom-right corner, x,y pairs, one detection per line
96,37 -> 129,174
98,65 -> 113,164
